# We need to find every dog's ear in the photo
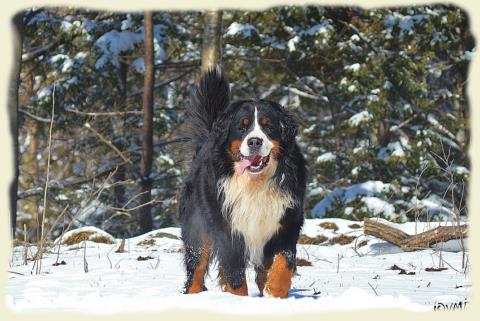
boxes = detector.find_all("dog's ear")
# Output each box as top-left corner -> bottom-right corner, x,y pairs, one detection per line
279,106 -> 299,143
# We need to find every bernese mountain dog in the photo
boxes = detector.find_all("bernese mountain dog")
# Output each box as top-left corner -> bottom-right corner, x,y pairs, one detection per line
179,66 -> 307,298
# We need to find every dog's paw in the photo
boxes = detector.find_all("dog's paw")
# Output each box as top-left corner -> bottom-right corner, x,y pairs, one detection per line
263,284 -> 289,298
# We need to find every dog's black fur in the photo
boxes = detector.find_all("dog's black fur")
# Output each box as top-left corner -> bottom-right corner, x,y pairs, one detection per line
179,67 -> 307,295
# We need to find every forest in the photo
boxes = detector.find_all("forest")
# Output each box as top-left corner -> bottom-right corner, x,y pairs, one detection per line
12,5 -> 473,240
6,4 -> 475,313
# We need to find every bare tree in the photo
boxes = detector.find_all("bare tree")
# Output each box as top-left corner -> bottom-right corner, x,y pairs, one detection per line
9,12 -> 24,239
139,11 -> 154,233
201,9 -> 223,72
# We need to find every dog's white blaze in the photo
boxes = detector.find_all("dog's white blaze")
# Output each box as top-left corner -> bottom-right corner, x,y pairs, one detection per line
218,164 -> 294,265
239,107 -> 274,157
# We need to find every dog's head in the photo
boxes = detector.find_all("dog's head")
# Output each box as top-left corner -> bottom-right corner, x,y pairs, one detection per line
215,99 -> 298,177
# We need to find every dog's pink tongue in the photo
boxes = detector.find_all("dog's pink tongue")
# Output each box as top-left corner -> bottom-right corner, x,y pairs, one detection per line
236,159 -> 251,175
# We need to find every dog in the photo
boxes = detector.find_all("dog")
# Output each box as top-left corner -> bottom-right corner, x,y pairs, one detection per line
179,66 -> 307,298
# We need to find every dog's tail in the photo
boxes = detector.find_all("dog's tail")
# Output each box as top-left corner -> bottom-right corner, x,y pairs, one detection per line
187,65 -> 230,150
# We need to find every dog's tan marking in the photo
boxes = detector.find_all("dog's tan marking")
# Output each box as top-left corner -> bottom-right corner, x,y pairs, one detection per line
263,253 -> 293,298
260,117 -> 269,126
186,240 -> 210,294
219,269 -> 248,296
271,140 -> 281,158
242,117 -> 251,126
230,140 -> 242,160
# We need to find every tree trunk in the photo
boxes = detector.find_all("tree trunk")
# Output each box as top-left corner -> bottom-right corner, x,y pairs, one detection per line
201,9 -> 223,72
363,218 -> 411,247
9,12 -> 24,239
25,118 -> 40,241
363,218 -> 467,252
139,11 -> 154,234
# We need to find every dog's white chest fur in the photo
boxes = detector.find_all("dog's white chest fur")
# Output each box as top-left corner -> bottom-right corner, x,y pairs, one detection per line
218,173 -> 293,265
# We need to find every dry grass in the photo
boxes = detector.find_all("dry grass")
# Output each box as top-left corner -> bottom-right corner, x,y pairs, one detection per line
319,222 -> 338,231
348,223 -> 362,229
356,239 -> 368,248
137,255 -> 154,261
296,258 -> 312,266
137,238 -> 156,246
62,231 -> 114,245
330,234 -> 357,245
298,234 -> 328,245
151,232 -> 180,240
115,239 -> 126,253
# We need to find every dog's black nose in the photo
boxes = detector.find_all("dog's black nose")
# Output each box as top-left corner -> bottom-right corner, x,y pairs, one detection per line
247,137 -> 263,148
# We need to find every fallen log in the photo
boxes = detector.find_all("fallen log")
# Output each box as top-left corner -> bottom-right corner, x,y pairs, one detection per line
363,218 -> 467,252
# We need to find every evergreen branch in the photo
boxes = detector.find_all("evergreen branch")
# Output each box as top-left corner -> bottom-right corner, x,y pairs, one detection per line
128,68 -> 195,99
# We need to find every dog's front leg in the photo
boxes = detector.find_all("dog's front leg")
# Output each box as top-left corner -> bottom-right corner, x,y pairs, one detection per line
216,233 -> 248,296
219,268 -> 248,296
259,208 -> 302,298
262,251 -> 295,298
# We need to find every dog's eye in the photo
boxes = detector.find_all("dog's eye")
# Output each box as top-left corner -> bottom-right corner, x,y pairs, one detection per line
238,126 -> 247,133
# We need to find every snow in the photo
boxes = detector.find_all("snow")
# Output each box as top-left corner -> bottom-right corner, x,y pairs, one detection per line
361,196 -> 396,218
74,51 -> 88,60
94,23 -> 168,71
462,49 -> 475,61
350,34 -> 360,42
287,21 -> 334,52
50,54 -> 69,63
367,94 -> 379,102
301,75 -> 324,89
410,194 -> 454,218
353,140 -> 369,154
344,63 -> 361,73
49,54 -> 75,72
121,18 -> 134,31
451,165 -> 469,176
60,21 -> 73,33
287,35 -> 300,52
348,111 -> 373,127
95,30 -> 143,68
427,113 -> 456,140
377,141 -> 406,161
307,186 -> 324,197
303,22 -> 333,36
226,22 -> 258,38
316,152 -> 336,163
61,58 -> 74,73
351,166 -> 360,176
312,181 -> 393,218
7,219 -> 469,313
55,194 -> 68,201
131,57 -> 145,73
36,84 -> 53,100
384,13 -> 428,37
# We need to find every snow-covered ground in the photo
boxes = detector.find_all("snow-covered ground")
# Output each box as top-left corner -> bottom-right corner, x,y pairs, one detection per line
6,218 -> 470,314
